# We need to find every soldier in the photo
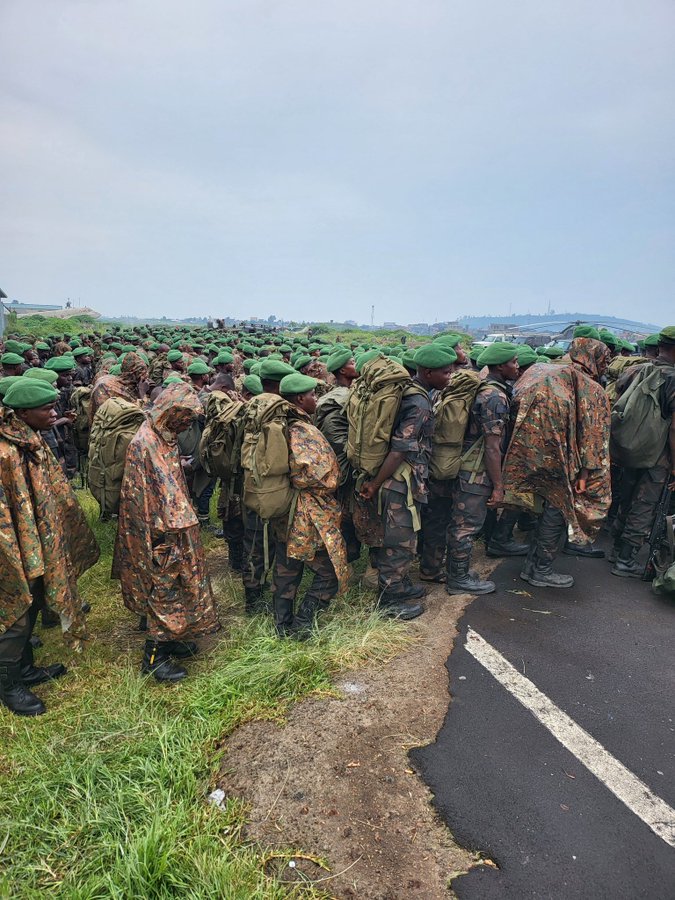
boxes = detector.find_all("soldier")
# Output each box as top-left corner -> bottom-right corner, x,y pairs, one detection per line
113,383 -> 219,682
72,347 -> 94,386
359,344 -> 455,618
504,338 -> 611,588
89,351 -> 149,423
440,343 -> 519,595
610,326 -> 675,576
1,352 -> 25,377
272,373 -> 348,638
0,379 -> 99,716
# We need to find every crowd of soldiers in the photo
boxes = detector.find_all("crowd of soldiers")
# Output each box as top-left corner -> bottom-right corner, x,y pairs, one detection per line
1,321 -> 673,717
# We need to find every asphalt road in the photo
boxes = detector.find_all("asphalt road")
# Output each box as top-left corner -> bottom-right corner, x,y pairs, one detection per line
411,547 -> 675,899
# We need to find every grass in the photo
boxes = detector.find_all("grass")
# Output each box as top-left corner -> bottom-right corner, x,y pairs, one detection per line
0,492 -> 412,899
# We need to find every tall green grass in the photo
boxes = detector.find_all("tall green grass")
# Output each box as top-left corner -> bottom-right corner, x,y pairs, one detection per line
0,494 -> 411,898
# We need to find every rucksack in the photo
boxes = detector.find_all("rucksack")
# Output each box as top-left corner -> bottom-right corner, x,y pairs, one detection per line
199,391 -> 245,482
610,364 -> 672,468
88,397 -> 146,516
240,394 -> 297,520
70,385 -> 92,452
346,356 -> 412,476
429,370 -> 488,480
605,355 -> 647,406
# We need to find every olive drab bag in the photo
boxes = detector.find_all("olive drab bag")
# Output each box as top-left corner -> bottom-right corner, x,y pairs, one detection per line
240,394 -> 296,521
610,364 -> 673,468
346,355 -> 412,476
88,397 -> 146,516
199,391 -> 245,482
429,369 -> 486,480
70,385 -> 93,452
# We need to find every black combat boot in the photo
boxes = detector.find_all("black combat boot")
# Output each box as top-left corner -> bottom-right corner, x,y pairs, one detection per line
563,541 -> 605,558
40,606 -> 60,629
289,596 -> 330,641
611,541 -> 642,578
164,640 -> 198,658
141,641 -> 187,682
446,559 -> 495,595
0,663 -> 45,716
273,595 -> 295,638
137,616 -> 148,632
20,640 -> 67,686
521,558 -> 575,588
227,539 -> 244,573
244,586 -> 267,616
486,518 -> 530,557
377,592 -> 425,620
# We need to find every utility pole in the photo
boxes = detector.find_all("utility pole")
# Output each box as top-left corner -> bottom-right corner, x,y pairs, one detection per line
371,304 -> 374,328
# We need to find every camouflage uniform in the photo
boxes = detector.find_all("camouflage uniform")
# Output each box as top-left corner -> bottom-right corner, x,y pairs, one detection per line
611,359 -> 675,549
372,383 -> 433,593
446,378 -> 510,567
271,415 -> 347,633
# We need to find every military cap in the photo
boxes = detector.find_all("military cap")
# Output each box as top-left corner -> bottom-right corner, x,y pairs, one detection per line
278,344 -> 292,353
72,346 -> 92,358
70,340 -> 81,348
242,374 -> 264,396
326,347 -> 354,373
468,347 -> 483,362
167,349 -> 183,363
35,341 -> 51,351
214,351 -> 234,365
658,326 -> 675,345
279,373 -> 318,396
239,343 -> 256,356
414,344 -> 457,369
433,333 -> 462,348
573,325 -> 601,340
45,356 -> 76,371
187,361 -> 212,376
541,345 -> 565,358
110,364 -> 122,375
259,359 -> 296,382
294,354 -> 313,371
1,352 -> 24,366
644,333 -> 660,347
599,330 -> 619,349
242,358 -> 256,372
162,374 -> 184,386
401,349 -> 418,371
515,345 -> 538,366
250,361 -> 263,376
355,349 -> 382,373
3,379 -> 59,409
477,343 -> 519,367
3,340 -> 23,354
0,375 -> 23,397
23,368 -> 58,384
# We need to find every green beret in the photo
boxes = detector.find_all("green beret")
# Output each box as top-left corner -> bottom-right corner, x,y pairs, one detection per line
240,344 -> 256,355
294,354 -> 313,371
3,340 -> 23,354
402,349 -> 418,371
187,361 -> 212,376
278,344 -> 292,353
242,374 -> 264,396
573,325 -> 600,340
121,345 -> 136,354
250,362 -> 263,376
110,364 -> 122,375
599,331 -> 619,349
414,344 -> 457,369
167,350 -> 183,363
477,342 -> 518,367
23,368 -> 58,384
162,374 -> 184,386
35,342 -> 50,351
308,343 -> 322,352
45,357 -> 76,372
355,349 -> 382,373
515,345 -> 538,366
542,345 -> 565,358
70,340 -> 81,348
326,348 -> 353,373
644,333 -> 660,347
150,342 -> 161,351
72,346 -> 92,358
259,359 -> 296,382
242,358 -> 256,372
111,342 -> 124,351
3,380 -> 59,409
658,326 -> 675,345
214,352 -> 234,365
1,353 -> 24,366
433,333 -> 462,349
279,373 -> 318,396
0,376 -> 23,397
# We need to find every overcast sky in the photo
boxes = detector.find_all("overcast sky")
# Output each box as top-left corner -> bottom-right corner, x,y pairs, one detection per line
1,1 -> 673,325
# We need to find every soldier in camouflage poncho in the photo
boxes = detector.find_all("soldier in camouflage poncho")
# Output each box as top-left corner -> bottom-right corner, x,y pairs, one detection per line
113,383 -> 219,682
0,382 -> 99,716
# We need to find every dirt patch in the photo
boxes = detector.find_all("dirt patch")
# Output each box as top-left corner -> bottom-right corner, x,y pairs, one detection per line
217,556 -> 498,899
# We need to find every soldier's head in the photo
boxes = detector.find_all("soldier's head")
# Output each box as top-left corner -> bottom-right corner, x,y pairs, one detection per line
279,373 -> 318,415
3,380 -> 59,431
259,359 -> 295,396
477,343 -> 519,382
326,349 -> 357,386
412,345 -> 457,391
187,360 -> 212,391
657,327 -> 675,364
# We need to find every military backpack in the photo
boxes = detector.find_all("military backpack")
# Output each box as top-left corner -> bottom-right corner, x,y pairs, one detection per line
240,394 -> 297,521
199,391 -> 246,483
429,369 -> 489,480
70,385 -> 93,452
88,397 -> 146,516
610,363 -> 673,468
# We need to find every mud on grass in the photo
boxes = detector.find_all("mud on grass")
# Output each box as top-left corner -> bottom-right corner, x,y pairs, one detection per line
0,492 -> 413,898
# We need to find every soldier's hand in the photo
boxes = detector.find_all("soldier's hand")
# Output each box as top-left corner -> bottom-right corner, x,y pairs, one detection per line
487,487 -> 504,508
359,481 -> 378,501
668,472 -> 675,492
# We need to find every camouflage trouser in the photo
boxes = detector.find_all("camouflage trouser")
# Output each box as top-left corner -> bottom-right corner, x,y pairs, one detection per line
242,505 -> 275,590
374,485 -> 420,592
419,485 -> 452,577
527,504 -> 567,566
613,460 -> 670,549
273,542 -> 338,630
446,475 -> 491,566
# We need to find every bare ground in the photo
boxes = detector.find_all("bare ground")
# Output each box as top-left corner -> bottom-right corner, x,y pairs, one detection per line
217,555 -> 499,899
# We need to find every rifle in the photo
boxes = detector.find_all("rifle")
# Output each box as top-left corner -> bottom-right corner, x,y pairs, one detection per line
643,478 -> 675,581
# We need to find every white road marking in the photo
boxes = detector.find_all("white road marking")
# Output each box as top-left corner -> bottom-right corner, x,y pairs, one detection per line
465,627 -> 675,849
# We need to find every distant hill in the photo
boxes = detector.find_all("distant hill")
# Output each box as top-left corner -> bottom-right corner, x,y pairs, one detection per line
457,313 -> 659,333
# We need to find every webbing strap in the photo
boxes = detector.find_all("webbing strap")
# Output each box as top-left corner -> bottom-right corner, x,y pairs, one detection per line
391,461 -> 421,532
